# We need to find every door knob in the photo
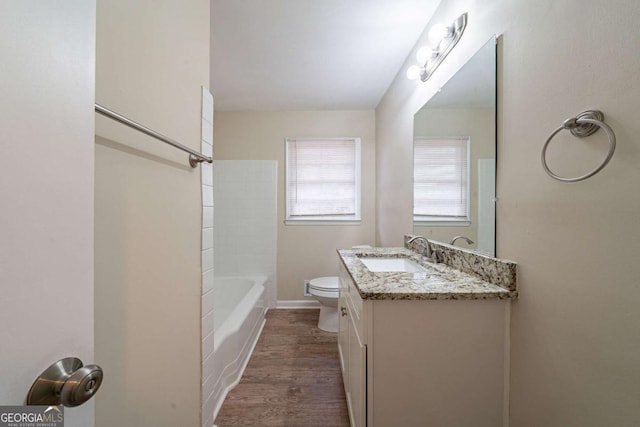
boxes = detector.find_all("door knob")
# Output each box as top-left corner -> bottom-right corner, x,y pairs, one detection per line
341,306 -> 348,317
27,357 -> 103,407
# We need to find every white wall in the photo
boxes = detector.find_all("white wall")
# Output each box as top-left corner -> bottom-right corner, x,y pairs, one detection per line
376,0 -> 640,425
94,1 -> 210,426
213,111 -> 376,301
0,1 -> 96,425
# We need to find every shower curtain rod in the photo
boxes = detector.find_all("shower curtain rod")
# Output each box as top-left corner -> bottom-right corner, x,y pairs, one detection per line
95,103 -> 212,168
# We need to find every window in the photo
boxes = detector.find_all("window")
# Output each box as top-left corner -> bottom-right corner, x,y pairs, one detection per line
414,137 -> 470,224
285,138 -> 361,224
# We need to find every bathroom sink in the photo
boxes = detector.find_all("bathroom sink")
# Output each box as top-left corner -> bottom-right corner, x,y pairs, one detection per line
359,257 -> 426,273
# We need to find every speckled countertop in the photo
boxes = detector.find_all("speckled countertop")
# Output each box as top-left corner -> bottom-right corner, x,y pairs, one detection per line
338,247 -> 516,300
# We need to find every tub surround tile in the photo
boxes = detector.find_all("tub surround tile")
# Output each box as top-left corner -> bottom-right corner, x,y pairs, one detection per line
338,246 -> 517,301
202,330 -> 214,361
202,309 -> 214,339
203,206 -> 214,228
202,185 -> 214,207
201,86 -> 214,127
203,269 -> 214,294
201,87 -> 216,427
202,351 -> 215,385
202,287 -> 215,317
202,228 -> 214,250
202,163 -> 213,186
202,248 -> 214,272
201,119 -> 213,144
202,141 -> 212,158
404,234 -> 518,292
212,160 -> 277,307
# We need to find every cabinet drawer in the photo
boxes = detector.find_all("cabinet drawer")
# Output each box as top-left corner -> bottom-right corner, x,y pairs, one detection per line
339,261 -> 365,343
348,280 -> 363,314
347,282 -> 364,343
339,262 -> 351,292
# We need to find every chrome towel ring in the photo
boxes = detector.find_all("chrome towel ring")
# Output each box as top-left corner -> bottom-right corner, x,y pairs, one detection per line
541,110 -> 616,182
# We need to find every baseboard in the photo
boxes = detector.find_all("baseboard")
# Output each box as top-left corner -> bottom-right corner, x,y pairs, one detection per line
276,299 -> 321,309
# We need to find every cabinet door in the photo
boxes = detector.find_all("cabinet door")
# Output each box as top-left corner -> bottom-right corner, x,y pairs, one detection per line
339,264 -> 367,427
348,312 -> 366,427
338,289 -> 349,388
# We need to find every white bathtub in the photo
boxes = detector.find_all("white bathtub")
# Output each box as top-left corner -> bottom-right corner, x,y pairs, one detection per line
209,276 -> 267,421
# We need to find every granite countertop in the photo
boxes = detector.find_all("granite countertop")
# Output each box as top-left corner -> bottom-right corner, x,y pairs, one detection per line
338,247 -> 516,301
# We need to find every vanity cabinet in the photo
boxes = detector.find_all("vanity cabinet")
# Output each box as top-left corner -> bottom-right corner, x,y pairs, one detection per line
338,262 -> 366,427
338,262 -> 510,427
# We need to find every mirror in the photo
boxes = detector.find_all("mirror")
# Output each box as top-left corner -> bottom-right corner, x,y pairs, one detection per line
413,37 -> 496,256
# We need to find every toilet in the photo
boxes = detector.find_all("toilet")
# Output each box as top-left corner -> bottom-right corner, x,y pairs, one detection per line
308,276 -> 340,332
310,245 -> 371,333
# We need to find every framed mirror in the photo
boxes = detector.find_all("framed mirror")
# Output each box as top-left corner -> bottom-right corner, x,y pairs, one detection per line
413,37 -> 496,256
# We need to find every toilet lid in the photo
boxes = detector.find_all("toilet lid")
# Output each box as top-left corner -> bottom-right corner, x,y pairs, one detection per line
309,276 -> 339,291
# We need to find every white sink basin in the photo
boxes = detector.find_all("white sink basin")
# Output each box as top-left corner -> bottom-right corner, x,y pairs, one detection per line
359,257 -> 426,273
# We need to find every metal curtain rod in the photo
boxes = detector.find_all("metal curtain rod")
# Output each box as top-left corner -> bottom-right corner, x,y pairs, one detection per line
95,103 -> 212,168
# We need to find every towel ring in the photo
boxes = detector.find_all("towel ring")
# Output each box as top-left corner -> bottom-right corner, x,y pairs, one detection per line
541,110 -> 616,182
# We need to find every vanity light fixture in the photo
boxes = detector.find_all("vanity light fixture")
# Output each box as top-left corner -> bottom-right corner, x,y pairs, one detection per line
406,13 -> 468,82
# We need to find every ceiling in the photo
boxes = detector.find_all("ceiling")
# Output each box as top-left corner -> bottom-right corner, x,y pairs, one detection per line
210,0 -> 442,111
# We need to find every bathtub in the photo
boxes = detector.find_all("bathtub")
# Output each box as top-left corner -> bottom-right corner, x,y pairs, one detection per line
208,276 -> 267,420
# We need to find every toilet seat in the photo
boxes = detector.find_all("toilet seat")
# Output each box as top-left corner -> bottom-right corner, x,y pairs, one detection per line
309,276 -> 339,292
309,276 -> 339,300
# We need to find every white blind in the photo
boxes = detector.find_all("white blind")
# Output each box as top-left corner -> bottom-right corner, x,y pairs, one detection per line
414,138 -> 469,220
286,138 -> 359,219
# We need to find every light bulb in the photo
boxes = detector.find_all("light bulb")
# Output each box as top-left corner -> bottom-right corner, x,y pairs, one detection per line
427,23 -> 451,46
415,46 -> 436,65
406,65 -> 422,81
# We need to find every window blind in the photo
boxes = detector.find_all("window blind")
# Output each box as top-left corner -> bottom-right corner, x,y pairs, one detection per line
286,138 -> 360,220
414,138 -> 469,220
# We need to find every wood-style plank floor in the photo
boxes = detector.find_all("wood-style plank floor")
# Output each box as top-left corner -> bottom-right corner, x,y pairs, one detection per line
215,309 -> 350,427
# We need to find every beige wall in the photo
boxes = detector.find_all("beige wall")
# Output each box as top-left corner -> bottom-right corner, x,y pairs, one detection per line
94,1 -> 209,426
413,107 -> 494,247
213,111 -> 376,300
376,0 -> 640,425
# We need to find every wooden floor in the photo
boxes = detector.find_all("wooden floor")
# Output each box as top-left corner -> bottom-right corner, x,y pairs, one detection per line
215,309 -> 350,427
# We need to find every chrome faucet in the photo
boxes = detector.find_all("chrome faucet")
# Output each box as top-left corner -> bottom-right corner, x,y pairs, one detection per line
450,235 -> 475,246
407,236 -> 440,263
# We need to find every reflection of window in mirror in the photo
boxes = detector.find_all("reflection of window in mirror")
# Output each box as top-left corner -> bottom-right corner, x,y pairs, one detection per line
413,137 -> 470,225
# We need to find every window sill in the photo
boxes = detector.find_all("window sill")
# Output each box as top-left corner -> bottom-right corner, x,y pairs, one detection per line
413,219 -> 471,227
285,217 -> 361,226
